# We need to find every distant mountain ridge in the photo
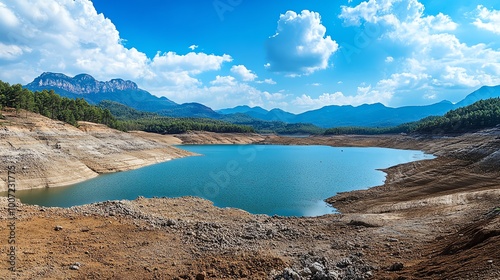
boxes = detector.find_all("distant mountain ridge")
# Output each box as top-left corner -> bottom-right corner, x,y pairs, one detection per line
24,72 -> 500,128
455,85 -> 500,108
219,86 -> 500,127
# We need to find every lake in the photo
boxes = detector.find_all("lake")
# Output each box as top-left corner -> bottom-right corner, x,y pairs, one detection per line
15,145 -> 434,216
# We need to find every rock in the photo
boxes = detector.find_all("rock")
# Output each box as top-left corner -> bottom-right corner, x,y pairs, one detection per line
388,262 -> 404,271
54,225 -> 63,231
347,220 -> 379,227
195,272 -> 206,280
387,237 -> 399,242
69,262 -> 81,270
287,269 -> 301,280
336,258 -> 352,268
487,260 -> 493,264
328,271 -> 340,280
309,262 -> 325,274
312,271 -> 329,280
276,268 -> 301,280
166,219 -> 177,226
299,267 -> 312,276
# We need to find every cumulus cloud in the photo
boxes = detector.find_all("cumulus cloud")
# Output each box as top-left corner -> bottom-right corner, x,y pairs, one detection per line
339,0 -> 500,104
150,51 -> 231,75
473,5 -> 500,34
0,0 -> 152,82
0,0 -> 232,90
188,44 -> 198,50
210,75 -> 237,86
293,86 -> 392,110
230,65 -> 258,81
256,78 -> 277,85
266,10 -> 338,76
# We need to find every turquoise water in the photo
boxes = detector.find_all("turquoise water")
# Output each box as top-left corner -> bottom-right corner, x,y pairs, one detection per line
14,145 -> 434,216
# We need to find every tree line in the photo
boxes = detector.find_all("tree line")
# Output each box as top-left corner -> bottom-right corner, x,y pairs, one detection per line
414,98 -> 500,133
0,81 -> 117,127
220,113 -> 325,135
325,98 -> 500,135
99,100 -> 255,134
0,81 -> 254,134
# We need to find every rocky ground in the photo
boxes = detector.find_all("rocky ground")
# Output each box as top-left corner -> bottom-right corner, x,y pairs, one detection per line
0,111 -> 499,279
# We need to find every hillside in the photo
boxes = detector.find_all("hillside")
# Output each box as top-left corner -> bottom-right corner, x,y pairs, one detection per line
25,72 -> 218,118
98,100 -> 256,134
0,110 -> 192,191
324,97 -> 500,135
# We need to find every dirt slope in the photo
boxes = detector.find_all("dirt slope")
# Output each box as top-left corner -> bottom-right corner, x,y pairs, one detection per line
0,110 -> 192,191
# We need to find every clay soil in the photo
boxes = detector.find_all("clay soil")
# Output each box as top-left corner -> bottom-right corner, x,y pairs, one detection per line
1,111 -> 499,279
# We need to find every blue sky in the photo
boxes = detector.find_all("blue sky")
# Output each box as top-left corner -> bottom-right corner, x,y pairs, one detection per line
0,0 -> 499,113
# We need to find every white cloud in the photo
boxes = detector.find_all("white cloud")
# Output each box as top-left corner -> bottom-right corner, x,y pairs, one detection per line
0,2 -> 19,29
150,51 -> 231,75
0,43 -> 25,60
160,75 -> 289,110
293,87 -> 392,110
473,5 -> 500,34
230,65 -> 257,81
266,10 -> 338,76
385,56 -> 394,63
0,0 -> 232,90
210,75 -> 237,86
256,78 -> 277,85
339,0 -> 500,104
0,0 -> 287,111
441,66 -> 481,87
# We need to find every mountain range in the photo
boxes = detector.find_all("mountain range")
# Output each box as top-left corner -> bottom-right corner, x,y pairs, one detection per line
25,72 -> 219,118
25,72 -> 500,128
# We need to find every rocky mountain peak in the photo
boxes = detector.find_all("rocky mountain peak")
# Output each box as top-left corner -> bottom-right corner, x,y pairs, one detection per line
26,72 -> 138,94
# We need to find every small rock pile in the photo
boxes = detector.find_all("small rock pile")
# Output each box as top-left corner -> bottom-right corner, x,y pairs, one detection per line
273,254 -> 374,280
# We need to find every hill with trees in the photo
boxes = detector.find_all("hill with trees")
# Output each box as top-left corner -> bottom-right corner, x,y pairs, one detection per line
98,100 -> 255,134
0,80 -> 117,128
325,98 -> 500,135
0,81 -> 255,134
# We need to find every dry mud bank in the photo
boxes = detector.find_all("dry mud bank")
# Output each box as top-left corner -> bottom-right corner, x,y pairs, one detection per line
0,111 -> 192,191
265,130 -> 500,279
0,113 -> 499,279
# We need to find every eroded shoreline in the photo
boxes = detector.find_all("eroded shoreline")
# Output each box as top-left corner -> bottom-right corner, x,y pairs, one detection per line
0,111 -> 194,192
1,112 -> 499,279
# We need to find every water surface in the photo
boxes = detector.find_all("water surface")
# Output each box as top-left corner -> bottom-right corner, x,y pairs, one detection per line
15,145 -> 434,216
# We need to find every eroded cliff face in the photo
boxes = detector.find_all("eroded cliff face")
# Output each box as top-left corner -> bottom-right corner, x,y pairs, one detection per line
0,110 -> 192,191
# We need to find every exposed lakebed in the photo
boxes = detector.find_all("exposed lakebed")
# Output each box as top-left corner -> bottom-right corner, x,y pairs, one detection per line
16,145 -> 434,216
